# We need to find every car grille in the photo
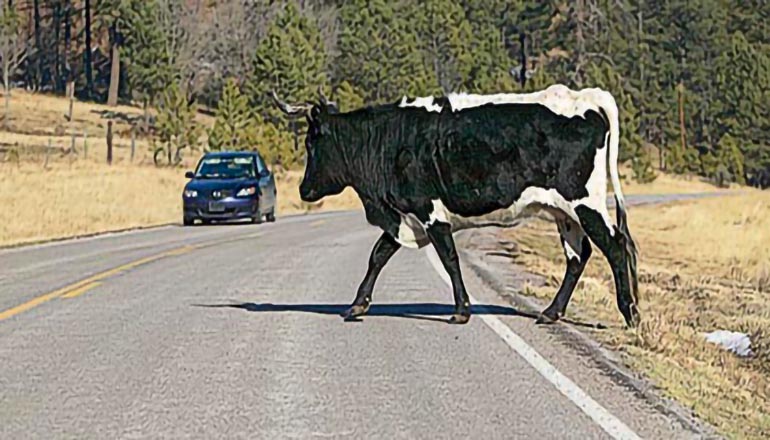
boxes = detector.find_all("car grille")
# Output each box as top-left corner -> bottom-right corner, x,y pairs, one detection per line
210,189 -> 235,199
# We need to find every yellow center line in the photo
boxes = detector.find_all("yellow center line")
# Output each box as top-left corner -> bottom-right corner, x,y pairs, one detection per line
0,230 -> 265,323
0,244 -> 201,322
61,281 -> 102,299
310,220 -> 326,227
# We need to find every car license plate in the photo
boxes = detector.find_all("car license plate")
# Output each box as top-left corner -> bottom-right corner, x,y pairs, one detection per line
208,201 -> 225,212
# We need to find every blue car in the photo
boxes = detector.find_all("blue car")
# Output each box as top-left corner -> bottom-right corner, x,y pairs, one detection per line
182,151 -> 277,226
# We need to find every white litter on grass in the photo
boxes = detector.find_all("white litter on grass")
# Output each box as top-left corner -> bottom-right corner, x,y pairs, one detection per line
703,330 -> 754,357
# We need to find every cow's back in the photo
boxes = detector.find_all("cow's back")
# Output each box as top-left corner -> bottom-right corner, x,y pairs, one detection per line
426,103 -> 608,218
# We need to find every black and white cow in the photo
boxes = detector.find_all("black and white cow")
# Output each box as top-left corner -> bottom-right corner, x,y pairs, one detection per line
272,84 -> 640,327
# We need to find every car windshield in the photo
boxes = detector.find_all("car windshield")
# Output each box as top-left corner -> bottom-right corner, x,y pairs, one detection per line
195,156 -> 255,179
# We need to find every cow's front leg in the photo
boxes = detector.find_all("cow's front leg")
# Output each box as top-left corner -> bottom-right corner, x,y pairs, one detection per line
425,222 -> 471,324
342,232 -> 401,320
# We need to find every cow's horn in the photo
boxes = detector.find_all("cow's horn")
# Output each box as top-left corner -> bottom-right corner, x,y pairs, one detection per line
271,90 -> 311,116
318,85 -> 338,110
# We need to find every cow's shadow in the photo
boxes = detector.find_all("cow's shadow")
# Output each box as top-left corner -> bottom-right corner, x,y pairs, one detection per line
194,302 -> 540,324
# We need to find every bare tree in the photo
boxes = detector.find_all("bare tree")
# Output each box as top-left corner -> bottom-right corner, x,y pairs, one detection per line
0,4 -> 27,128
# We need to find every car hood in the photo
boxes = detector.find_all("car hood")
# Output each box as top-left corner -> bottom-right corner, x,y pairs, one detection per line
185,178 -> 257,191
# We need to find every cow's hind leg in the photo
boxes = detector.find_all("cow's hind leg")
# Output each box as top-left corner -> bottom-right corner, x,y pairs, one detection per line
575,205 -> 640,328
537,216 -> 592,324
342,232 -> 400,320
425,222 -> 471,324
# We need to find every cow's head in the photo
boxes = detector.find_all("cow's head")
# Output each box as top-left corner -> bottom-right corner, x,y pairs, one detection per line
271,88 -> 342,203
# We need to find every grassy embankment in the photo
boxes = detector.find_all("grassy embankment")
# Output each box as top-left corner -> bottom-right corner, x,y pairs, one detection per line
504,189 -> 769,439
0,90 -> 360,247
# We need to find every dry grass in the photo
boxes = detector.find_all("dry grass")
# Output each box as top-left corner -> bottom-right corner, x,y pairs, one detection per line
274,169 -> 361,215
0,162 -> 361,248
0,89 -> 214,167
2,89 -> 213,138
620,166 -> 738,195
0,89 -> 361,247
0,162 -> 185,247
503,191 -> 770,439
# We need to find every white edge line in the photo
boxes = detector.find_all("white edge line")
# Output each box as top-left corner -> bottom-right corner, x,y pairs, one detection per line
423,246 -> 642,440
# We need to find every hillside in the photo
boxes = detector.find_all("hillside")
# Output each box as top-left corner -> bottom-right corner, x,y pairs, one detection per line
0,91 -> 361,247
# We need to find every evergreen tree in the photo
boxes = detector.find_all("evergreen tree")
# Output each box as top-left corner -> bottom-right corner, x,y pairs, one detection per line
153,81 -> 201,166
208,78 -> 259,152
121,0 -> 174,131
336,0 -> 430,102
406,0 -> 474,94
713,31 -> 770,181
249,2 -> 327,121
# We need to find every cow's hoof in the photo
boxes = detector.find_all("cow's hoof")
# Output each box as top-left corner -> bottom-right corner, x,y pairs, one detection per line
341,304 -> 369,320
448,313 -> 471,325
536,309 -> 560,325
623,303 -> 641,328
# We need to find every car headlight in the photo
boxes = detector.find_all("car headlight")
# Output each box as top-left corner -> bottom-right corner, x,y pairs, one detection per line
184,189 -> 198,198
237,186 -> 257,197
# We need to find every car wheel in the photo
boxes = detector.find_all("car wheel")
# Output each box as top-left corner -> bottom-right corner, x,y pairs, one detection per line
265,210 -> 276,223
183,216 -> 194,226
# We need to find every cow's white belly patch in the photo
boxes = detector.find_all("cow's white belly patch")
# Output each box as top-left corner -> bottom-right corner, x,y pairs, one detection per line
430,188 -> 580,230
396,186 -> 593,249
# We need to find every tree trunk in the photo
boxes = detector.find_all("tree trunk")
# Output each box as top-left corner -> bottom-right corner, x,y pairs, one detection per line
84,0 -> 93,99
64,1 -> 72,88
33,0 -> 42,89
677,82 -> 687,154
143,100 -> 150,134
53,3 -> 62,92
4,47 -> 10,130
519,32 -> 526,88
107,23 -> 120,107
574,0 -> 585,86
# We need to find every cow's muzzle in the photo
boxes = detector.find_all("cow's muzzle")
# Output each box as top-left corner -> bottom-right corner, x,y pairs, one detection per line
299,182 -> 321,203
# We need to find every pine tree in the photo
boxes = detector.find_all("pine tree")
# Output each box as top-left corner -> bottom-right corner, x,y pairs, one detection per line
153,81 -> 201,166
461,0 -> 524,92
333,80 -> 364,113
336,0 -> 430,102
249,2 -> 327,121
208,78 -> 259,152
713,31 -> 770,182
121,0 -> 174,131
406,0 -> 474,94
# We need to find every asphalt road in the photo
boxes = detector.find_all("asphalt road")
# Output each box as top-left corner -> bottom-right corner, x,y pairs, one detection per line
0,196 -> 715,439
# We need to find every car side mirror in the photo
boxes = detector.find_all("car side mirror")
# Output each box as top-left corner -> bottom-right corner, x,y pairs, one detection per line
185,171 -> 195,179
259,169 -> 270,178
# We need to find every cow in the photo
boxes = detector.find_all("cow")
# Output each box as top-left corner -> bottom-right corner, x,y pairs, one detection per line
271,84 -> 640,328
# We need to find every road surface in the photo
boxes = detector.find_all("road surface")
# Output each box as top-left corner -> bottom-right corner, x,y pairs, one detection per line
0,196 -> 715,439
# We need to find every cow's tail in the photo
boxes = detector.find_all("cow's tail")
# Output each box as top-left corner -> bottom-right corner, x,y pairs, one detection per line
600,91 -> 639,307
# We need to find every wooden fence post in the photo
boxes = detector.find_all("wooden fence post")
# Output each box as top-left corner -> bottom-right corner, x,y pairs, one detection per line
66,81 -> 75,122
44,138 -> 51,168
130,125 -> 136,163
106,120 -> 113,165
83,129 -> 88,159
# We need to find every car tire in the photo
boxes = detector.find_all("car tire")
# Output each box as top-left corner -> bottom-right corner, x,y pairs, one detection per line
265,210 -> 276,223
183,217 -> 194,226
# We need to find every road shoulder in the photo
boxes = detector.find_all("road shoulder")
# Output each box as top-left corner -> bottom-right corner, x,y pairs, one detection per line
456,228 -> 721,439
